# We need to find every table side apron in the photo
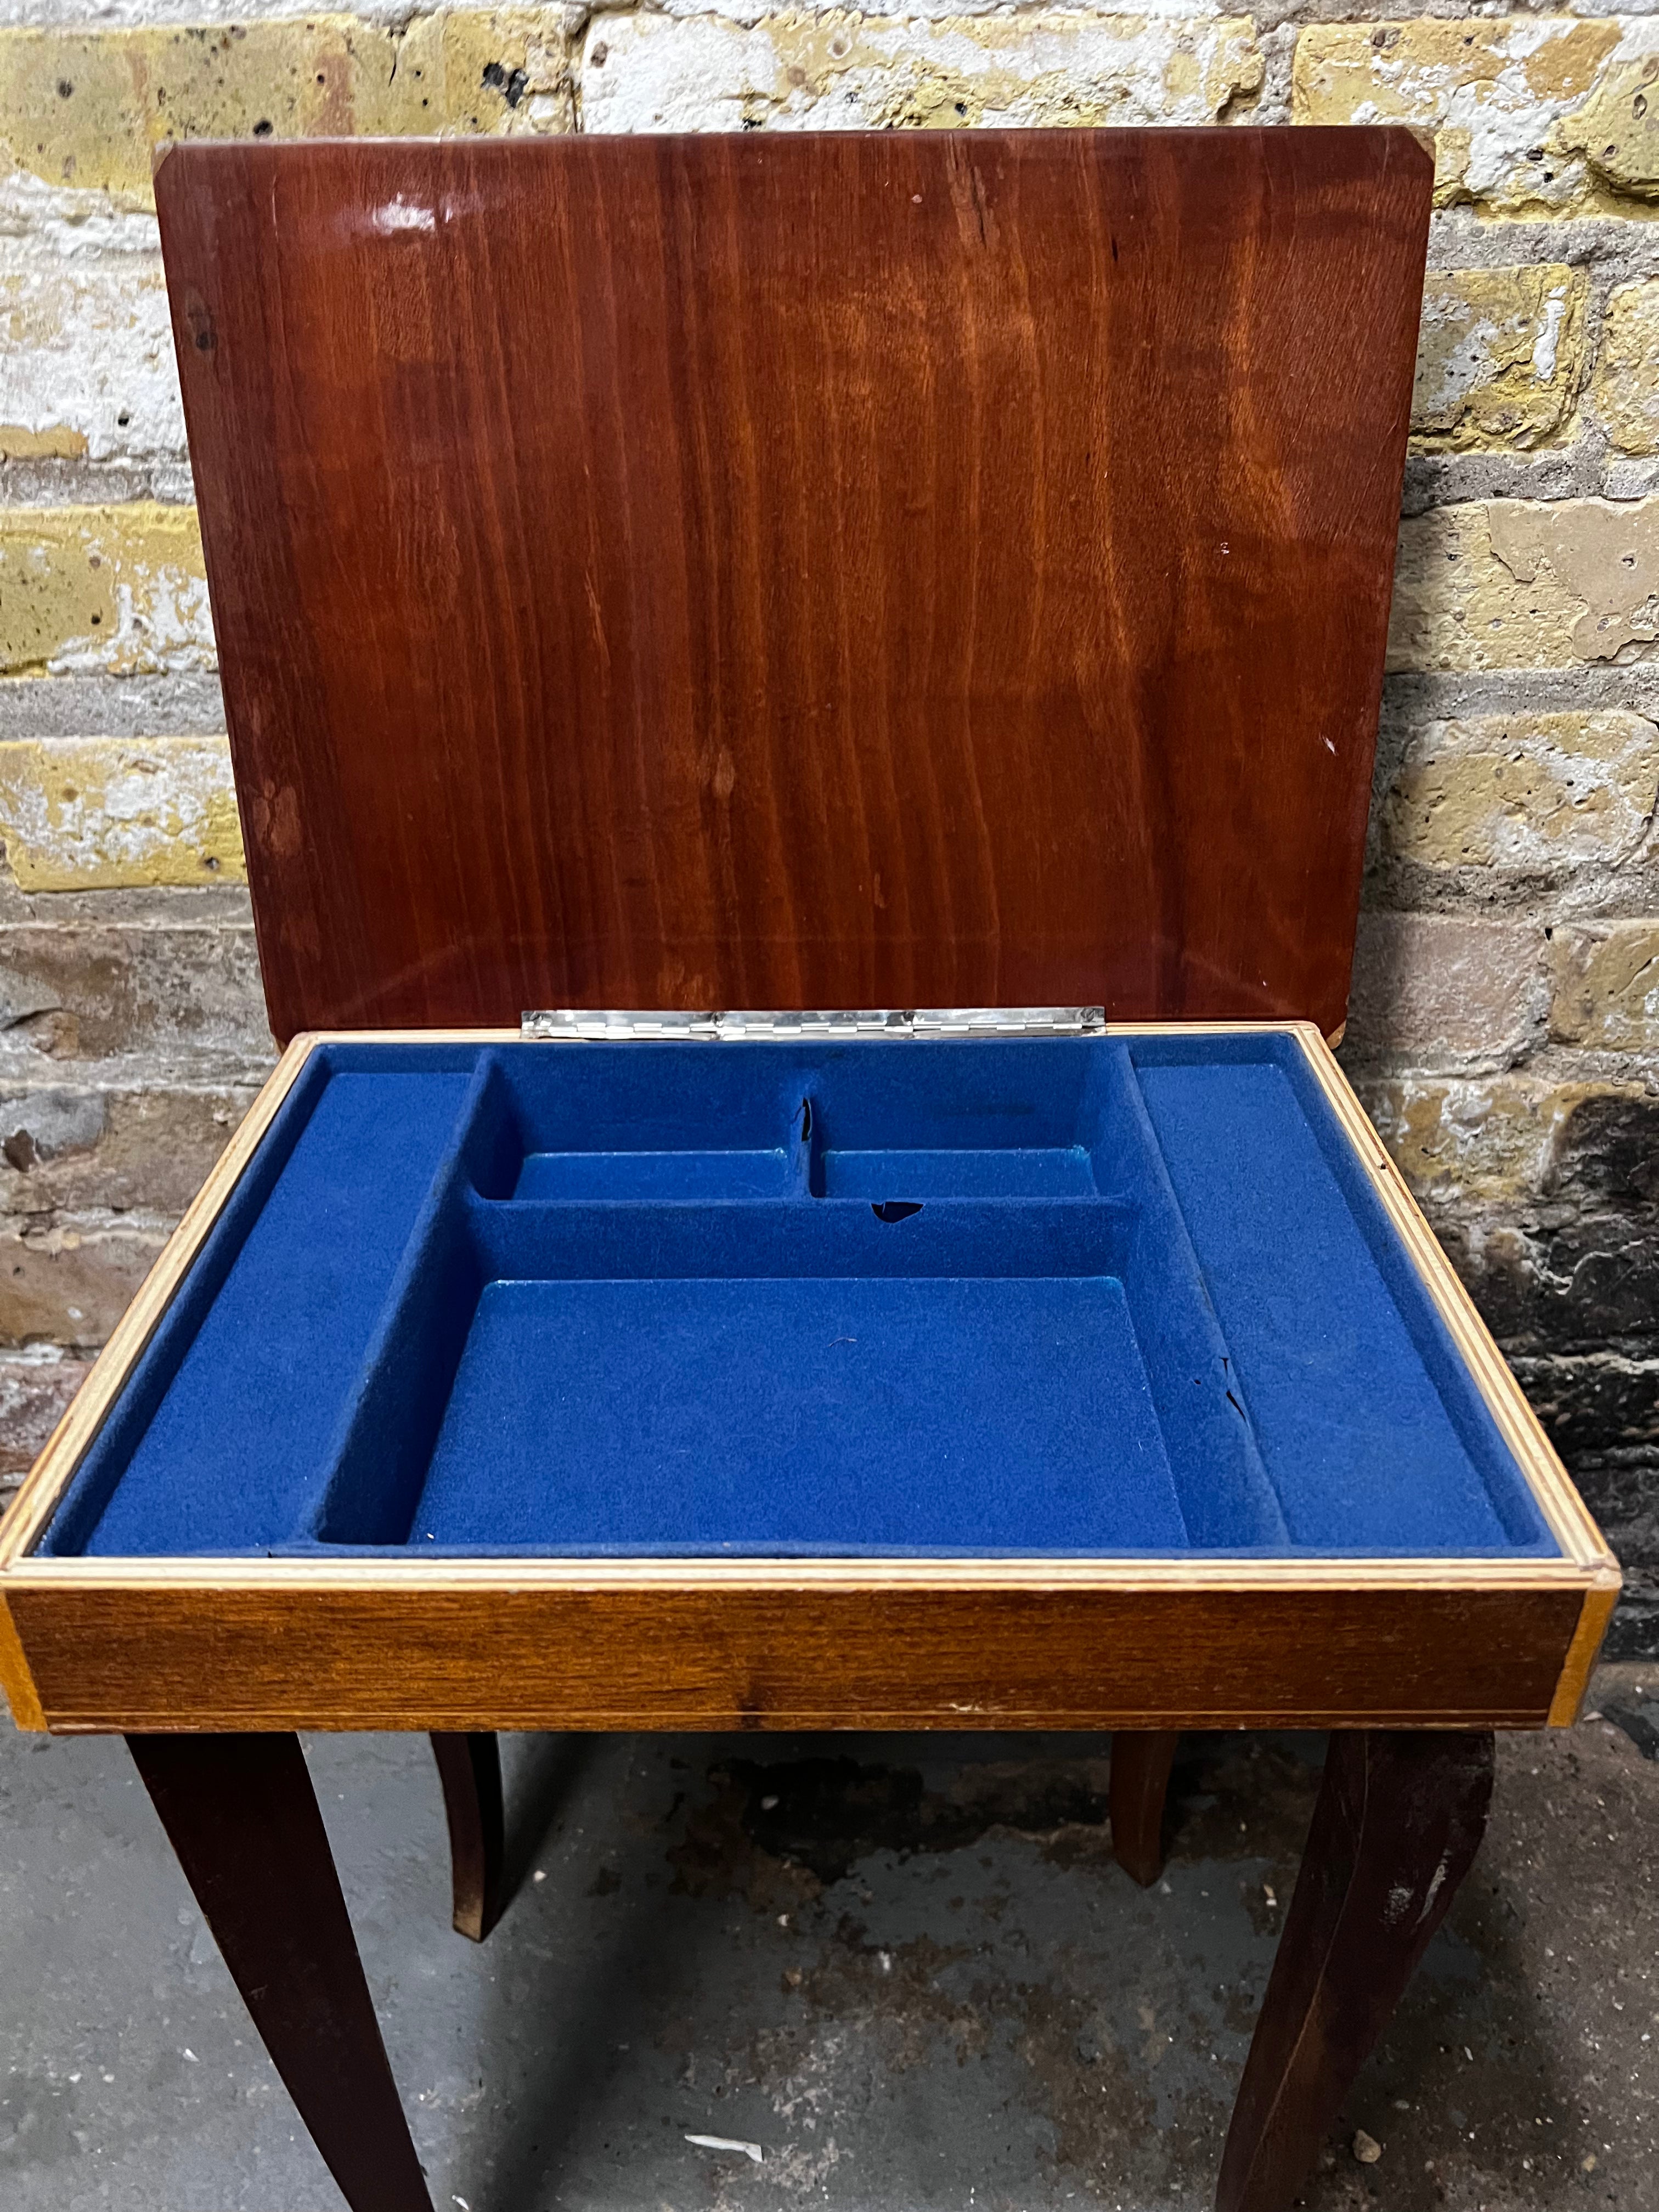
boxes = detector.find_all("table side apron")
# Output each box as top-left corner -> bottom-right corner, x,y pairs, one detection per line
0,1573 -> 1602,1735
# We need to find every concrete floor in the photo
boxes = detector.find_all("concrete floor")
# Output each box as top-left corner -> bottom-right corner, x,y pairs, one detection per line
1,1671 -> 1655,2212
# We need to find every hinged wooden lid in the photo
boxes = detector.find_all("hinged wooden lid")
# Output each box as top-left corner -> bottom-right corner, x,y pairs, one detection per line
157,128 -> 1431,1044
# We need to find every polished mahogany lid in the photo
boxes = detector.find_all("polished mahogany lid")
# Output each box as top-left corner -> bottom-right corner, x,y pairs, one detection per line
157,129 -> 1431,1043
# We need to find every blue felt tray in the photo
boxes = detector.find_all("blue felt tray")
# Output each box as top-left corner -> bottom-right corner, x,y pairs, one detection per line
41,1033 -> 1558,1562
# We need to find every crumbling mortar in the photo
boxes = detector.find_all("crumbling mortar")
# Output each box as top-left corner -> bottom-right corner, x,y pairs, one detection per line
1344,1036 -> 1659,1087
0,1052 -> 275,1091
0,909 -> 258,935
1426,211 -> 1659,281
1365,865 -> 1659,922
0,674 -> 227,742
1246,20 -> 1295,123
0,885 -> 253,934
1348,1062 -> 1659,1145
1564,1440 -> 1659,1473
0,1057 -> 275,1089
0,457 -> 199,509
1384,663 -> 1659,718
11,1205 -> 182,1242
1515,1349 -> 1659,1384
0,1075 -> 259,1105
1402,443 -> 1615,516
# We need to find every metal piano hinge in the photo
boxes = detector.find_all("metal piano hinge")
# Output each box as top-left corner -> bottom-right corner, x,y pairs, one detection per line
520,1006 -> 1107,1041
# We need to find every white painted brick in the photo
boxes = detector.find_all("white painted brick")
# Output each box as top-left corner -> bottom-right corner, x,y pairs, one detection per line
580,12 -> 1262,133
0,0 -> 428,25
0,172 -> 165,284
639,0 -> 1221,24
0,235 -> 183,465
0,736 -> 242,889
1295,18 -> 1659,217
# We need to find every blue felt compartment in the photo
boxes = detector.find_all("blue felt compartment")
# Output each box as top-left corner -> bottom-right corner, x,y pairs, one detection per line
1128,1034 -> 1554,1555
49,1047 -> 483,1556
39,1031 -> 1560,1563
410,1276 -> 1186,1554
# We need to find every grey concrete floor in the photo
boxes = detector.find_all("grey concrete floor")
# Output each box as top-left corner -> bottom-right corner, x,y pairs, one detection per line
1,1670 -> 1655,2212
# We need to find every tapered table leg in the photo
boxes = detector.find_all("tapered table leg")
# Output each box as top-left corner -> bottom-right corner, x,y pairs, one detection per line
129,1732 -> 433,2212
1216,1729 -> 1494,2212
431,1730 -> 505,1942
1111,1729 -> 1179,1886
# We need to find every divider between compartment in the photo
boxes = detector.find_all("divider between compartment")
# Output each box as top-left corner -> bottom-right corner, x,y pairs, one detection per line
307,1050 -> 518,1546
462,1186 -> 1133,1283
1087,1047 -> 1290,1549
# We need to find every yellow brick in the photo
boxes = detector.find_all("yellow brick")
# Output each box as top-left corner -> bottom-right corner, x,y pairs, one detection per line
1362,1074 -> 1550,1200
1361,1073 -> 1648,1201
0,1224 -> 168,1348
1592,278 -> 1659,455
427,9 -> 575,130
1346,911 -> 1548,1065
0,427 -> 88,461
1558,53 -> 1659,204
1412,268 -> 1585,450
1388,499 -> 1659,673
0,504 -> 209,677
1293,20 -> 1659,217
0,12 -> 573,210
1550,921 -> 1659,1047
0,736 -> 243,890
1380,711 -> 1658,871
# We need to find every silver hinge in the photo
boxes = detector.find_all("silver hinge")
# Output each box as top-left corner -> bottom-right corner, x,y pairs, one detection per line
520,1006 -> 1107,1042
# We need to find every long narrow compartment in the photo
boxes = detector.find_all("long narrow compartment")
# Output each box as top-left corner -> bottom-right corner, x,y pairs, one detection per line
43,1032 -> 1562,1562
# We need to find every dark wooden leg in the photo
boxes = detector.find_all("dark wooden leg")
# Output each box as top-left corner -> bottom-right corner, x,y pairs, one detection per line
431,1730 -> 505,1942
1216,1728 -> 1494,2212
1111,1729 -> 1179,1886
128,1732 -> 432,2212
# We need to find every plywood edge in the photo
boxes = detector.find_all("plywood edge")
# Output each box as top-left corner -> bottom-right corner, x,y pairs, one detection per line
1292,1028 -> 1614,1573
0,1554 -> 1606,1594
1547,1570 -> 1622,1728
0,1033 -> 319,1570
0,1595 -> 46,1731
318,1026 -> 524,1046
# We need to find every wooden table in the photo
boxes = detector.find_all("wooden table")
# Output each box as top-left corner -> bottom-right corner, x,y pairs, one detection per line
0,123 -> 1618,2212
0,1020 -> 1618,2212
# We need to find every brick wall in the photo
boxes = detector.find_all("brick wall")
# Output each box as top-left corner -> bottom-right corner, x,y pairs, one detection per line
0,3 -> 1654,1645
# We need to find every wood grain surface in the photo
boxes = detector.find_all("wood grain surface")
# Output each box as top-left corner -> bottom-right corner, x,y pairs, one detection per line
128,1733 -> 435,2211
1109,1729 -> 1179,1886
7,1579 -> 1581,1734
156,131 -> 1432,1042
1216,1730 -> 1494,2212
